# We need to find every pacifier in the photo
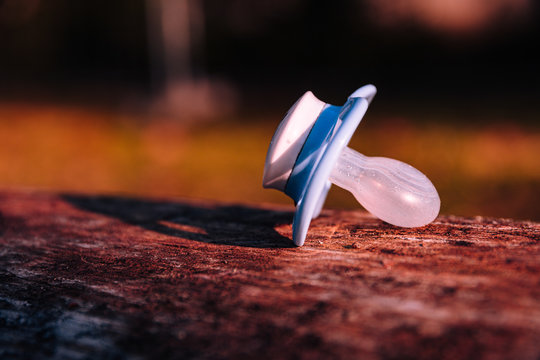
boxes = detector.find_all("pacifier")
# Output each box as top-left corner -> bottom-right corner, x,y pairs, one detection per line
263,85 -> 440,246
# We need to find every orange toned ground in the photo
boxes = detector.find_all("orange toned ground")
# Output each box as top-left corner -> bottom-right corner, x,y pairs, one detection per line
1,102 -> 539,221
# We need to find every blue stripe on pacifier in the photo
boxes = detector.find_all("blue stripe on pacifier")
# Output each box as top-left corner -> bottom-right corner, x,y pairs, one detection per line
285,105 -> 341,203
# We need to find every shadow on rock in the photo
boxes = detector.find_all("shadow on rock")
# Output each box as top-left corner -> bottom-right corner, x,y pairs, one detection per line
63,194 -> 295,248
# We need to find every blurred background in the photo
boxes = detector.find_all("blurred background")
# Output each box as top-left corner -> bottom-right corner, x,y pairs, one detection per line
0,0 -> 539,221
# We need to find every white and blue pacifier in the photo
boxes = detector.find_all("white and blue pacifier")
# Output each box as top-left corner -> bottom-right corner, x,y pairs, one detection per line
263,85 -> 440,246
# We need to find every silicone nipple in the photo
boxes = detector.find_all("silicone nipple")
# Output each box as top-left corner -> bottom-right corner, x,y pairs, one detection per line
329,147 -> 440,227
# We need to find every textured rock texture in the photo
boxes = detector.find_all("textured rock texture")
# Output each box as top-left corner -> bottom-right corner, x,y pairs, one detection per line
0,190 -> 539,359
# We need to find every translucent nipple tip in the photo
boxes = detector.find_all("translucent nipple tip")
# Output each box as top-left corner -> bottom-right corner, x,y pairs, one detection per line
329,147 -> 440,227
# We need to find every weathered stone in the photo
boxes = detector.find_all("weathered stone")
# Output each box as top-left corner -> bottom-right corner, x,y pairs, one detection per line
1,190 -> 539,359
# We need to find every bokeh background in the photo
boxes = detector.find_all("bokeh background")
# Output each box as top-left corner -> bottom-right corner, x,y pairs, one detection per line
1,0 -> 539,221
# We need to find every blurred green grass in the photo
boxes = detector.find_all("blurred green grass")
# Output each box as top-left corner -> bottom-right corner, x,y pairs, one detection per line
1,103 -> 539,221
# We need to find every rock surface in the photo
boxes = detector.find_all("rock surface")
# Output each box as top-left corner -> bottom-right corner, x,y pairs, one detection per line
1,190 -> 539,359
